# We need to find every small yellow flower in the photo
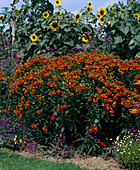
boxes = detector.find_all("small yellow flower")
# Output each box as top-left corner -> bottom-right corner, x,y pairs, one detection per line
30,34 -> 37,41
66,10 -> 69,13
55,0 -> 61,6
13,8 -> 19,13
0,15 -> 4,21
74,13 -> 81,22
50,21 -> 60,30
42,11 -> 49,18
88,1 -> 92,7
19,139 -> 22,142
86,5 -> 92,14
97,7 -> 107,17
99,16 -> 105,23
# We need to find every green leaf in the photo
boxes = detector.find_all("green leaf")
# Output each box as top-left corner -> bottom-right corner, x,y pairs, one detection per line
63,38 -> 74,46
128,39 -> 135,46
119,26 -> 129,35
12,0 -> 19,5
23,0 -> 29,4
114,36 -> 123,44
134,34 -> 140,43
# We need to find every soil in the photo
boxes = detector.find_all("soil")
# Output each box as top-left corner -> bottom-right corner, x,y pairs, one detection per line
1,146 -> 126,170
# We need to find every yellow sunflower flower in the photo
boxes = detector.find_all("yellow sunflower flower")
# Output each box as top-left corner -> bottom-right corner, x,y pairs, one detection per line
0,15 -> 4,21
14,8 -> 19,13
86,5 -> 92,14
74,13 -> 81,23
97,7 -> 107,17
109,4 -> 114,11
88,1 -> 92,7
99,16 -> 105,24
42,11 -> 49,18
50,21 -> 60,30
82,34 -> 91,42
133,14 -> 140,21
55,0 -> 61,6
30,34 -> 37,41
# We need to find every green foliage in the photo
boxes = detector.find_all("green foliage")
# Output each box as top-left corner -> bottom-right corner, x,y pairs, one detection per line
0,0 -> 139,63
112,128 -> 140,170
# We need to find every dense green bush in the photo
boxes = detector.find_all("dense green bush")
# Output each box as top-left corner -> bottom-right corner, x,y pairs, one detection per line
7,49 -> 140,157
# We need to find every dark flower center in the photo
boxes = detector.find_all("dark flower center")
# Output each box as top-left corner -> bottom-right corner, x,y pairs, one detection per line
100,10 -> 104,15
33,36 -> 36,39
56,1 -> 59,4
52,22 -> 58,28
76,14 -> 80,19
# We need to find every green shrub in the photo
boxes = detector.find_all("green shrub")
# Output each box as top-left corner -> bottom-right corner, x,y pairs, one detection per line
0,0 -> 140,63
7,49 -> 140,157
112,128 -> 140,170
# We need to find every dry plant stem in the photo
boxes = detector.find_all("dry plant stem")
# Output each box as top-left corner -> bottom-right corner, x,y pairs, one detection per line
12,12 -> 16,45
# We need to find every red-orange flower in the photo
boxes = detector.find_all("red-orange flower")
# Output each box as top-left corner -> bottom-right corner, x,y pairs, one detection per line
62,92 -> 66,96
89,128 -> 94,133
72,140 -> 75,144
99,141 -> 106,148
61,151 -> 65,155
93,126 -> 98,132
63,104 -> 67,108
51,115 -> 55,119
25,100 -> 30,107
37,110 -> 42,114
31,124 -> 37,128
38,96 -> 43,101
85,86 -> 89,90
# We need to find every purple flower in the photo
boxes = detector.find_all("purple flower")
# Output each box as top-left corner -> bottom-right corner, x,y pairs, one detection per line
5,37 -> 9,41
103,38 -> 113,43
85,133 -> 87,135
98,28 -> 102,32
136,104 -> 139,108
86,127 -> 88,129
84,32 -> 90,35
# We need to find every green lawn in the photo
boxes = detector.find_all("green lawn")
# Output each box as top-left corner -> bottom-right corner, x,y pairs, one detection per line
0,148 -> 101,170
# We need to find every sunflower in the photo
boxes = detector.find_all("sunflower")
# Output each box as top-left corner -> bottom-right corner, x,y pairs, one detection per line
133,14 -> 140,21
42,11 -> 49,18
99,17 -> 105,24
55,0 -> 61,6
50,21 -> 60,30
30,34 -> 37,41
86,5 -> 92,14
92,16 -> 98,23
109,4 -> 114,11
74,13 -> 81,23
82,33 -> 91,42
97,7 -> 107,17
88,1 -> 92,7
13,8 -> 19,13
56,11 -> 62,18
0,16 -> 3,21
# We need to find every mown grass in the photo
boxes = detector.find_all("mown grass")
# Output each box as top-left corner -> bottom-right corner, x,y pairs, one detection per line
0,148 -> 101,170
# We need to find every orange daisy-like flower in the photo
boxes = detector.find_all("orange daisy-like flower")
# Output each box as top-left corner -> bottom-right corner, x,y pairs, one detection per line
25,100 -> 30,107
31,124 -> 37,128
51,115 -> 55,119
62,92 -> 66,96
99,141 -> 106,148
37,110 -> 42,114
89,128 -> 94,133
37,95 -> 43,101
93,127 -> 98,132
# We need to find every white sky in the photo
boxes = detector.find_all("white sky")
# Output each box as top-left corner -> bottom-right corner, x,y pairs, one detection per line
0,0 -> 128,32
